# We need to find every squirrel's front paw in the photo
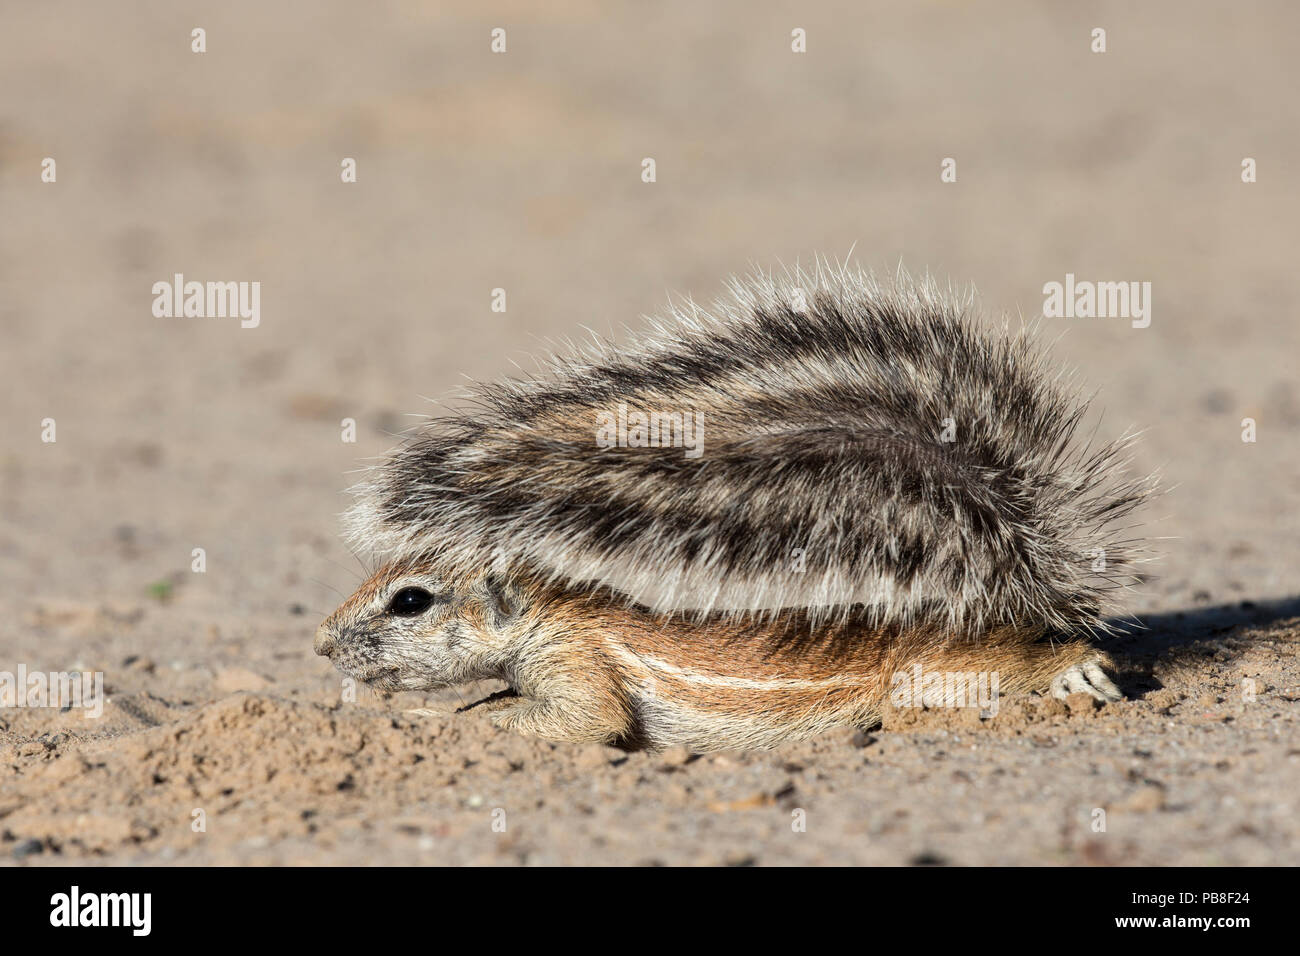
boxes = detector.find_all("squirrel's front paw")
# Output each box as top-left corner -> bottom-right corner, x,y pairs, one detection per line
1050,656 -> 1123,703
487,699 -> 552,737
486,697 -> 624,745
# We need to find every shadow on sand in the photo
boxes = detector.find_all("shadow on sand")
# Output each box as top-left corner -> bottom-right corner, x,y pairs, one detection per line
1102,595 -> 1300,694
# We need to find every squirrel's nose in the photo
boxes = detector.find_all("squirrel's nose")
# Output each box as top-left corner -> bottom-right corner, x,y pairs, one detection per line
313,623 -> 337,658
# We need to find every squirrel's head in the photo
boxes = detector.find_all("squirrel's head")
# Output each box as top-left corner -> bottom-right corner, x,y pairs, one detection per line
314,557 -> 528,691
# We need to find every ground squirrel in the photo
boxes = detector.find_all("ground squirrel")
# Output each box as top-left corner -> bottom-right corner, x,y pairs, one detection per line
315,264 -> 1155,752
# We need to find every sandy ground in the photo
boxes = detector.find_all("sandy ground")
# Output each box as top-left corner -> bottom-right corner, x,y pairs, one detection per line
2,1 -> 1298,865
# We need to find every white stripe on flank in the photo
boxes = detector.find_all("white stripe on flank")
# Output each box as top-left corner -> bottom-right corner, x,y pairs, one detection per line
609,645 -> 862,690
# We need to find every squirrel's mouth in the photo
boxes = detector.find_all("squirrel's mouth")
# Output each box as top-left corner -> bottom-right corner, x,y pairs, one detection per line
342,663 -> 400,688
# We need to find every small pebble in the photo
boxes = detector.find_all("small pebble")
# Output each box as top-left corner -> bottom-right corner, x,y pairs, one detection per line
658,745 -> 694,768
12,838 -> 44,860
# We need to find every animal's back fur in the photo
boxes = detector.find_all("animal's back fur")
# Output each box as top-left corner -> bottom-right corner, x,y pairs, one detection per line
346,264 -> 1153,637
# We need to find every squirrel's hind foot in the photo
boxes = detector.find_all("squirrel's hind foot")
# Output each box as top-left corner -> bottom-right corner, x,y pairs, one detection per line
1050,656 -> 1124,703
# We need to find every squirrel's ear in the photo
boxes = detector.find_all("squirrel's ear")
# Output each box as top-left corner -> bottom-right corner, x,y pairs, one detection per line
481,574 -> 524,631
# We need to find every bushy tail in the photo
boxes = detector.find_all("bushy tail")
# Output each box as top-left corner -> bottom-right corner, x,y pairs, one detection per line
345,262 -> 1157,636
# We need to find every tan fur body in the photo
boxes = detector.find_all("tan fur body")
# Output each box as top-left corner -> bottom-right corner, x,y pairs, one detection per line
315,559 -> 1115,752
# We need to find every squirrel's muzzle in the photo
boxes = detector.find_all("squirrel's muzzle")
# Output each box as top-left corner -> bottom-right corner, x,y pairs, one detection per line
313,623 -> 337,658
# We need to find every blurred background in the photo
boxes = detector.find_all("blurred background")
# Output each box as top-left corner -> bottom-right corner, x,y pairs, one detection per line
4,1 -> 1298,621
1,1 -> 1298,864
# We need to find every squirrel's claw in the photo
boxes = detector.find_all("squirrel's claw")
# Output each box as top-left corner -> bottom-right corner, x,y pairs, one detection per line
1050,658 -> 1124,703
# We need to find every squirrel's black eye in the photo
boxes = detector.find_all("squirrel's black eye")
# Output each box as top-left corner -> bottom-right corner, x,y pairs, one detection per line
387,587 -> 435,617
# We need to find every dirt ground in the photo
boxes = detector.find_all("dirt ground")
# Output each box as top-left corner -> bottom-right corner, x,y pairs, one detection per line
2,2 -> 1298,865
